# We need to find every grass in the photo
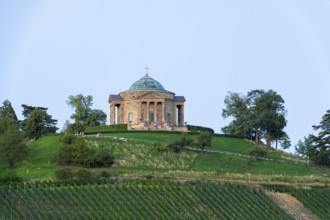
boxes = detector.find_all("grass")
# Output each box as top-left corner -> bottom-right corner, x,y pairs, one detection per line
1,132 -> 329,184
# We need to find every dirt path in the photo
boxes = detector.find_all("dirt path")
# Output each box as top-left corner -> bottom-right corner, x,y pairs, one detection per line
266,191 -> 319,220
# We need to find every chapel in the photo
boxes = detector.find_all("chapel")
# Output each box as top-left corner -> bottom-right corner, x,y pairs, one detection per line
108,67 -> 187,131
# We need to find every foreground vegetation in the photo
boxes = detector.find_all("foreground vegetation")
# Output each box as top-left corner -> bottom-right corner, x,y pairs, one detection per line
0,180 -> 293,220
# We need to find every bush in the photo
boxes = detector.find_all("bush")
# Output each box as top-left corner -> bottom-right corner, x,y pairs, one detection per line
186,125 -> 214,134
248,146 -> 268,159
0,169 -> 23,184
154,142 -> 166,153
77,169 -> 91,179
55,168 -> 72,180
57,138 -> 115,168
60,133 -> 76,145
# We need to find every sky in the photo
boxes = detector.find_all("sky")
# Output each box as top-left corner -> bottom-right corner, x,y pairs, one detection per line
1,0 -> 330,153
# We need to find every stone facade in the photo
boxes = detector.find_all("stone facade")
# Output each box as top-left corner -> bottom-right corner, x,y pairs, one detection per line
109,73 -> 187,131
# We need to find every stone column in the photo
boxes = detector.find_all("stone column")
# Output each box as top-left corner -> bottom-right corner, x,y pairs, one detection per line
180,105 -> 184,127
154,102 -> 157,122
173,105 -> 177,126
162,102 -> 165,122
146,102 -> 150,123
110,104 -> 115,125
139,102 -> 142,122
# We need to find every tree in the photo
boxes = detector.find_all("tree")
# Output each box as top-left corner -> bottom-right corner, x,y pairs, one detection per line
0,99 -> 18,121
170,134 -> 193,153
295,135 -> 313,159
66,94 -> 107,132
20,104 -> 58,136
196,131 -> 212,151
308,110 -> 330,166
24,108 -> 46,139
222,89 -> 287,147
0,118 -> 28,168
278,132 -> 291,150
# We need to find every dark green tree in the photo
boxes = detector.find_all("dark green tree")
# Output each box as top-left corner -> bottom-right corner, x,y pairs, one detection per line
24,108 -> 46,139
295,135 -> 313,159
20,104 -> 58,135
222,89 -> 287,147
0,99 -> 18,121
170,134 -> 193,153
308,110 -> 330,166
278,132 -> 291,150
66,94 -> 107,132
196,131 -> 212,151
0,118 -> 28,168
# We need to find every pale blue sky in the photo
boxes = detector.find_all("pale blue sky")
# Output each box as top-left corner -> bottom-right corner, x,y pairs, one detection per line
1,0 -> 330,153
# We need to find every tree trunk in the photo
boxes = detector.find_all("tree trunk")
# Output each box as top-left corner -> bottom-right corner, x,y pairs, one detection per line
255,129 -> 259,143
275,140 -> 278,149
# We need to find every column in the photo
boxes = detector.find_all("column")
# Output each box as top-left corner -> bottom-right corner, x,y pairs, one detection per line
110,104 -> 115,125
173,105 -> 177,126
146,102 -> 150,123
162,102 -> 165,122
180,105 -> 184,127
139,102 -> 142,122
154,102 -> 157,122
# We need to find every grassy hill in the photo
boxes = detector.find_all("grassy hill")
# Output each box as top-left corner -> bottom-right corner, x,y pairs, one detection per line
1,132 -> 330,219
2,132 -> 328,185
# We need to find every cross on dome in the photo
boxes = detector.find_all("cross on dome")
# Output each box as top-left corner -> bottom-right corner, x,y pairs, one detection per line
145,65 -> 149,76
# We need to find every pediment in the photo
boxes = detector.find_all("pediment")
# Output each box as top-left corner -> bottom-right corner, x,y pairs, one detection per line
137,92 -> 165,99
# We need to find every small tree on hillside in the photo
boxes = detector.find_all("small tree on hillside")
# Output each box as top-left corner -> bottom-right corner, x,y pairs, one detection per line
196,131 -> 212,152
170,134 -> 193,153
0,118 -> 28,168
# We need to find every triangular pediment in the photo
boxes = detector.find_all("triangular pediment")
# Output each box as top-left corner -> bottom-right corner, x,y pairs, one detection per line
137,92 -> 165,99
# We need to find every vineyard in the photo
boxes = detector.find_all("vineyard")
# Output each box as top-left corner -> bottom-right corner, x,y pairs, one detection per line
285,187 -> 330,219
0,180 -> 293,220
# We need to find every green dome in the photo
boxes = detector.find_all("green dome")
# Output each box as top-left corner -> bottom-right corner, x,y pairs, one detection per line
128,75 -> 166,92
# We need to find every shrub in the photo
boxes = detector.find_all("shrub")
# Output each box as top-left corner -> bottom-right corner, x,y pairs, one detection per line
77,169 -> 91,179
154,142 -> 166,153
248,146 -> 268,159
60,133 -> 76,145
186,125 -> 214,134
55,168 -> 72,180
57,138 -> 115,168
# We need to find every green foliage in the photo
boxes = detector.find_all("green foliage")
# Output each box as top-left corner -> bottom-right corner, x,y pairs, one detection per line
0,99 -> 18,121
222,90 -> 287,147
77,168 -> 91,179
196,131 -> 212,151
153,142 -> 166,153
295,136 -> 313,159
186,124 -> 214,133
85,124 -> 128,133
308,109 -> 330,166
0,118 -> 28,168
169,134 -> 193,153
56,135 -> 115,168
66,94 -> 107,131
248,146 -> 268,159
0,169 -> 23,184
55,168 -> 72,180
20,104 -> 58,137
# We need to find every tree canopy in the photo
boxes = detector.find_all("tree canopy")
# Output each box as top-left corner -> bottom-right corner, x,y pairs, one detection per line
0,99 -> 18,121
222,89 -> 287,148
66,94 -> 107,132
0,118 -> 28,168
21,104 -> 58,139
309,110 -> 330,166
